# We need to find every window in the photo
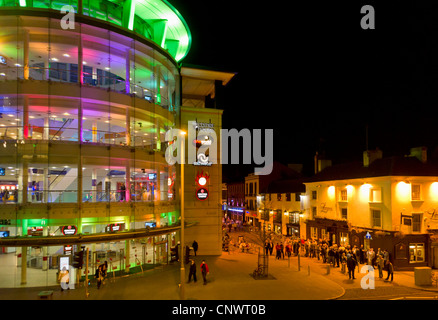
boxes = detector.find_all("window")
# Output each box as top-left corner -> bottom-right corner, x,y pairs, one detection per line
277,193 -> 282,201
341,208 -> 348,220
286,193 -> 291,201
370,188 -> 382,202
371,209 -> 381,227
340,189 -> 347,202
321,229 -> 327,240
295,193 -> 301,202
409,243 -> 425,263
311,206 -> 317,219
310,227 -> 318,239
411,184 -> 421,201
412,213 -> 422,232
312,190 -> 317,200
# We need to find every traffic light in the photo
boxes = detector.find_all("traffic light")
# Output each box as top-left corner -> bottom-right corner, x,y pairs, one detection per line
73,250 -> 84,269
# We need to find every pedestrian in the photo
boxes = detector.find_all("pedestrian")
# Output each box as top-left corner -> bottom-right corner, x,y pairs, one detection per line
377,254 -> 384,279
367,248 -> 375,266
269,240 -> 274,256
188,259 -> 197,283
385,261 -> 394,282
102,261 -> 108,283
58,267 -> 69,291
192,240 -> 198,256
264,240 -> 270,256
119,182 -> 126,201
359,245 -> 365,264
280,242 -> 285,259
95,265 -> 103,289
200,260 -> 209,285
340,252 -> 347,273
275,243 -> 281,259
347,253 -> 357,280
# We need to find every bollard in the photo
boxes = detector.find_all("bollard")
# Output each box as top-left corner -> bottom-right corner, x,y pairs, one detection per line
326,264 -> 330,275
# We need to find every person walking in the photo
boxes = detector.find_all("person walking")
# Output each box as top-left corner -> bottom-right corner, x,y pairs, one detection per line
265,240 -> 270,256
95,265 -> 103,289
385,261 -> 394,282
377,254 -> 384,279
58,267 -> 69,291
188,259 -> 197,283
269,240 -> 274,256
200,260 -> 209,285
347,253 -> 357,280
192,240 -> 198,256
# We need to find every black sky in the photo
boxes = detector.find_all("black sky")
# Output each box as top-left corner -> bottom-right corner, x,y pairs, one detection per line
169,1 -> 438,180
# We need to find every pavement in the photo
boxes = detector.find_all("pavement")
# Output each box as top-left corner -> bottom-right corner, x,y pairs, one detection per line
0,231 -> 437,300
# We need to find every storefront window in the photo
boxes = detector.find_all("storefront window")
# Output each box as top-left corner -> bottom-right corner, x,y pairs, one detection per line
409,243 -> 424,263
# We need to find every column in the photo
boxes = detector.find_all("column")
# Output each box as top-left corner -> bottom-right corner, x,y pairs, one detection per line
125,107 -> 131,146
42,227 -> 48,271
92,120 -> 97,143
78,34 -> 83,85
22,96 -> 29,140
21,246 -> 27,285
154,65 -> 161,105
124,216 -> 130,273
91,168 -> 97,202
43,117 -> 49,140
125,49 -> 131,94
23,29 -> 29,80
125,162 -> 130,202
20,162 -> 28,204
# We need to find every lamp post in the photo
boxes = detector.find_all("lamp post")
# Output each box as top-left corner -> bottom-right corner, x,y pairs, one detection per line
179,129 -> 186,300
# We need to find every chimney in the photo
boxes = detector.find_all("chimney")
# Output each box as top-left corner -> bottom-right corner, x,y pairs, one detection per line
410,146 -> 427,163
363,148 -> 383,167
314,152 -> 332,173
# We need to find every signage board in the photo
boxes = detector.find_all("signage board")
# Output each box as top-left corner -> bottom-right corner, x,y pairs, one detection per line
196,187 -> 209,201
61,225 -> 77,236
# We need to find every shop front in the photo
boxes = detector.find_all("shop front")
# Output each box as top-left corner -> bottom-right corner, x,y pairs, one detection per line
351,229 -> 430,271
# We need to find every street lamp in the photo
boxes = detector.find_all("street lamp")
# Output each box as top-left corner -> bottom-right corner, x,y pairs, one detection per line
179,129 -> 186,300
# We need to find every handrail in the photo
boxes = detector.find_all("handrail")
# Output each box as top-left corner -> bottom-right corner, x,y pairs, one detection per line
50,118 -> 73,141
0,222 -> 197,247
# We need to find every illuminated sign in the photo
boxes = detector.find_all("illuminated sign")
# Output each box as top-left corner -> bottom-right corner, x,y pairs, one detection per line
0,56 -> 6,65
195,171 -> 209,187
196,188 -> 209,201
105,223 -> 124,233
61,225 -> 77,236
193,153 -> 212,166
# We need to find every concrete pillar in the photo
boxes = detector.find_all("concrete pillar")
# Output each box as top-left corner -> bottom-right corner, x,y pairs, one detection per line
125,107 -> 131,146
23,29 -> 29,80
21,246 -> 27,285
125,49 -> 131,94
22,96 -> 29,140
92,120 -> 97,143
78,34 -> 83,85
42,227 -> 48,271
125,163 -> 130,202
43,117 -> 49,140
91,168 -> 97,202
21,162 -> 28,204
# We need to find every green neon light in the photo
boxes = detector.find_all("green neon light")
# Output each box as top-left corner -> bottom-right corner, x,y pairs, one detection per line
128,0 -> 136,30
0,0 -> 191,61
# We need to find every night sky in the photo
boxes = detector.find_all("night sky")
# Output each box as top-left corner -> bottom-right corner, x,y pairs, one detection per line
169,1 -> 438,180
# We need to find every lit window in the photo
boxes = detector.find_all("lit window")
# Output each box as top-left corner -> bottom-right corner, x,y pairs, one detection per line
370,188 -> 382,202
340,189 -> 347,202
411,184 -> 421,201
409,243 -> 424,263
371,209 -> 381,228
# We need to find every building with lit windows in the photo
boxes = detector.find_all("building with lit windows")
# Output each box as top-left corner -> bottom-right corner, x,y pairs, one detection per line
302,148 -> 438,270
0,0 -> 233,287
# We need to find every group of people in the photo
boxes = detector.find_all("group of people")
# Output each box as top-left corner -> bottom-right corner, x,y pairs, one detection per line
266,237 -> 394,282
188,259 -> 209,285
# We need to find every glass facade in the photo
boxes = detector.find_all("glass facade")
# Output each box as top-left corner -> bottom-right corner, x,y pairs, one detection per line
0,1 -> 186,287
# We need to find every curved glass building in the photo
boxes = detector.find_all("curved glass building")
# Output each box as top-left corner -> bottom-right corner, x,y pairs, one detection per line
0,0 -> 193,287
